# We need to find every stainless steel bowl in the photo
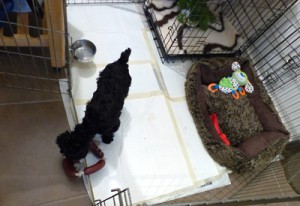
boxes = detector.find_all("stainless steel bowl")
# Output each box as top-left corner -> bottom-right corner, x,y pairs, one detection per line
71,39 -> 96,63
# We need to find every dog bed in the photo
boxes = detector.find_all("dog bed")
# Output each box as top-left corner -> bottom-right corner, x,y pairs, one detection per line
185,58 -> 290,173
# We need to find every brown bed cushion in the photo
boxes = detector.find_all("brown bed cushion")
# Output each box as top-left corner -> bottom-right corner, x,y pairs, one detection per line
203,85 -> 264,146
185,58 -> 290,173
237,131 -> 288,156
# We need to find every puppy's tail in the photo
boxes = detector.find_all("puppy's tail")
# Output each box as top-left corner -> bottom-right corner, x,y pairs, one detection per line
118,48 -> 131,64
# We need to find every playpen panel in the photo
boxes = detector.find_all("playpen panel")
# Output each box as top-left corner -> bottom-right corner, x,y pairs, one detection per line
0,0 -> 68,96
0,0 -> 65,68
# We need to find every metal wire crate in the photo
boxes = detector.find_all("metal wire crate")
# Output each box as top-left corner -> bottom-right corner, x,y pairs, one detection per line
143,0 -> 298,63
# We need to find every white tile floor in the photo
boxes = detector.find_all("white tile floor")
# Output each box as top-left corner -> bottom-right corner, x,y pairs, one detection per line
67,3 -> 230,205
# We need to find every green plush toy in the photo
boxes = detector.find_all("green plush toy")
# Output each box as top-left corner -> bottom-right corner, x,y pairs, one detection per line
208,62 -> 254,99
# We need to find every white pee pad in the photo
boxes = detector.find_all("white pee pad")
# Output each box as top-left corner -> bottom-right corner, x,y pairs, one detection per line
67,4 -> 145,34
71,63 -> 161,103
83,96 -> 195,204
170,101 -> 222,180
67,3 -> 230,205
71,62 -> 230,204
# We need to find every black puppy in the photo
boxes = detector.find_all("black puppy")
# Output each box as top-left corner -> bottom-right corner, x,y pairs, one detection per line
56,48 -> 132,161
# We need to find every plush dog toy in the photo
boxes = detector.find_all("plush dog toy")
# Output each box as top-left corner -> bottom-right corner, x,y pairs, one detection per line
208,62 -> 254,99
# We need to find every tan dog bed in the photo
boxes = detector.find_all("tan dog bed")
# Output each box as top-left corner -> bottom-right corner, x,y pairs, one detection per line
185,58 -> 289,173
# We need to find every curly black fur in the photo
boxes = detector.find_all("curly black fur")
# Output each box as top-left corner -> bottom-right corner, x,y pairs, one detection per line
56,48 -> 132,161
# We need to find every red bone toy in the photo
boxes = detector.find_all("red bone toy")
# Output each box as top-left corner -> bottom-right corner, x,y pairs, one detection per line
210,113 -> 230,146
62,140 -> 105,178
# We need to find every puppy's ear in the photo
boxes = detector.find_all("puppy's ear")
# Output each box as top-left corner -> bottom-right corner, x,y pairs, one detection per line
56,130 -> 71,146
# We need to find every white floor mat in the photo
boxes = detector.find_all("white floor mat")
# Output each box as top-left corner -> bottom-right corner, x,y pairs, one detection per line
67,3 -> 231,205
